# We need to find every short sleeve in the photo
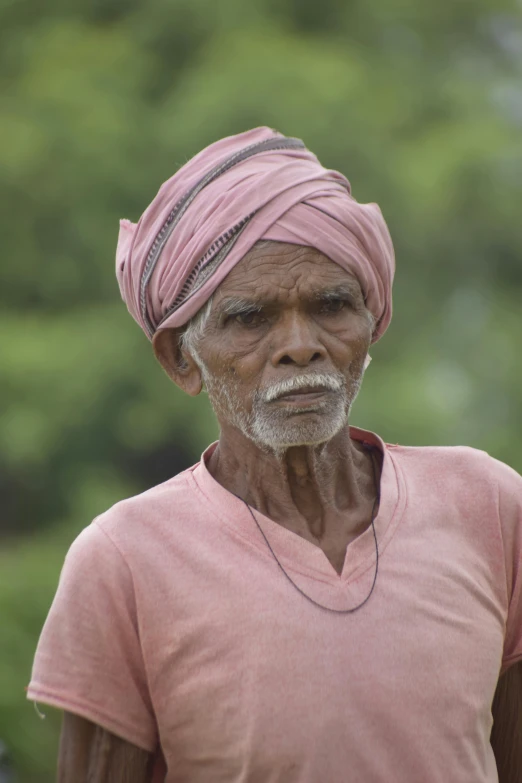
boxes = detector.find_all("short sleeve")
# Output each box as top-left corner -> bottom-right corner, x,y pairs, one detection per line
494,457 -> 522,674
26,521 -> 158,752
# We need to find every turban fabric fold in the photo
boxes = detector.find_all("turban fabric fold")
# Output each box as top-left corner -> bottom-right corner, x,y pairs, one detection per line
116,127 -> 395,343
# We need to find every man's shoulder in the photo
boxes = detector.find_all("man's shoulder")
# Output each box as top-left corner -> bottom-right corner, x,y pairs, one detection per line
387,441 -> 489,463
386,440 -> 518,486
93,462 -> 202,543
357,426 -> 505,478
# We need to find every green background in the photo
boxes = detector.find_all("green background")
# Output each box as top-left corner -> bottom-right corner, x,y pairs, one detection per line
1,0 -> 521,779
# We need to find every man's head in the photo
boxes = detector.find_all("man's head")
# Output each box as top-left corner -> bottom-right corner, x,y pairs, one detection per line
116,126 -> 394,451
116,127 -> 395,344
153,241 -> 374,453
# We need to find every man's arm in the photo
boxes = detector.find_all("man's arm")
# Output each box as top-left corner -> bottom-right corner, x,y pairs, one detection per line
490,661 -> 522,783
57,711 -> 154,783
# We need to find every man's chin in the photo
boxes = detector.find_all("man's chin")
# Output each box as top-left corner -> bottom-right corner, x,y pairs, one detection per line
248,413 -> 348,452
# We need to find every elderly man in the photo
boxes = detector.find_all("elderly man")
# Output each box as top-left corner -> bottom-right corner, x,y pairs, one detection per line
27,128 -> 522,782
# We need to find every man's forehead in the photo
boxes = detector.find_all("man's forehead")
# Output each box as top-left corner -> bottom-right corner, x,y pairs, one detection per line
212,242 -> 363,305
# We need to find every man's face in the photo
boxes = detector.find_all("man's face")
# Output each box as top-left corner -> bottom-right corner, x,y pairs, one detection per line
189,242 -> 373,452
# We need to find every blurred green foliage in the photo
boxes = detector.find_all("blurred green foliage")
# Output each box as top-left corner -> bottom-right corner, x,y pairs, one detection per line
1,0 -> 521,779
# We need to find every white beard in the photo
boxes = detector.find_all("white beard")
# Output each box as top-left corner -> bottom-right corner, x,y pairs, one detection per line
197,357 -> 366,454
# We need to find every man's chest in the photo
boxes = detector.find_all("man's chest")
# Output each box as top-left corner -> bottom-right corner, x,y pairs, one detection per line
135,524 -> 506,782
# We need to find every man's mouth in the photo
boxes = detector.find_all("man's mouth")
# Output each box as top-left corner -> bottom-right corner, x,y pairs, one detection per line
260,373 -> 344,405
273,385 -> 332,404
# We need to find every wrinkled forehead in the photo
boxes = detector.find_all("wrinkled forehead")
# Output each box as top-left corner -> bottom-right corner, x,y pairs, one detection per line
211,241 -> 365,308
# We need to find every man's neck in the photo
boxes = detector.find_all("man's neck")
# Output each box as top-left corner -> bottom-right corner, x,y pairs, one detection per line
206,424 -> 378,544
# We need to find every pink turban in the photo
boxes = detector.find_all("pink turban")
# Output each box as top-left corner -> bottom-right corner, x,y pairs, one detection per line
116,127 -> 395,343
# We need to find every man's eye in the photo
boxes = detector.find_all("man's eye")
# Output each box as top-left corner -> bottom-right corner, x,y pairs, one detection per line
234,310 -> 264,326
320,298 -> 346,314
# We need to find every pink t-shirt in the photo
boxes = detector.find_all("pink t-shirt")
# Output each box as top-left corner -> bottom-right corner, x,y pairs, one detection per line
27,427 -> 522,782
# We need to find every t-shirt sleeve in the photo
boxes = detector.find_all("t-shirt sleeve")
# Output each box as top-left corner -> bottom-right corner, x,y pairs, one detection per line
493,457 -> 522,674
26,521 -> 158,753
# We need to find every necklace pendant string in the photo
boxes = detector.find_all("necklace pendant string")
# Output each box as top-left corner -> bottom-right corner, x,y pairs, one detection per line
237,444 -> 380,614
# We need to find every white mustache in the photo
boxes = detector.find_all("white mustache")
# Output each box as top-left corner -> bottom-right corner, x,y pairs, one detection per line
258,373 -> 344,403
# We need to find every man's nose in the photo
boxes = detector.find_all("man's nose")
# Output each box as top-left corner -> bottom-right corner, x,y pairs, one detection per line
270,313 -> 327,367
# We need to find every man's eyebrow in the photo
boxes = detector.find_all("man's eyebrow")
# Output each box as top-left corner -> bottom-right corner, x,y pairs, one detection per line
313,283 -> 363,300
217,296 -> 263,316
216,282 -> 363,316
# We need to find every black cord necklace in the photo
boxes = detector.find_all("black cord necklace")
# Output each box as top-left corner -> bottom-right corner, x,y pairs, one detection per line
238,444 -> 381,614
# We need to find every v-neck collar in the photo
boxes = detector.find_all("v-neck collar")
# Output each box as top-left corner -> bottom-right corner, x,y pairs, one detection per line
190,426 -> 406,585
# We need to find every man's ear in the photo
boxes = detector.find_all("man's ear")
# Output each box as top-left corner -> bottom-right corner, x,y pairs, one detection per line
152,329 -> 203,397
